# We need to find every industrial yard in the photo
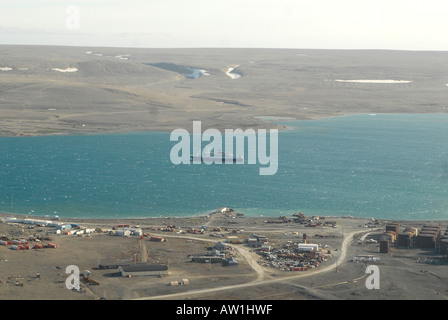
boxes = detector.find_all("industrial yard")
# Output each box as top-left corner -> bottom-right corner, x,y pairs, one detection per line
1,210 -> 448,300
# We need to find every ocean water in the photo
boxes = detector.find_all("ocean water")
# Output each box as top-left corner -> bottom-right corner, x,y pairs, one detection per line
1,114 -> 448,220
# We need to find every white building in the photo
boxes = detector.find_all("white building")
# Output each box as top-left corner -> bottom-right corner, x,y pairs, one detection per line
123,227 -> 143,236
297,243 -> 319,252
114,229 -> 131,237
22,218 -> 53,226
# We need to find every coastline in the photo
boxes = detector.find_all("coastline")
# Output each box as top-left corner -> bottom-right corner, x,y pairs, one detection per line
2,210 -> 448,225
3,111 -> 448,138
2,204 -> 447,301
2,113 -> 448,222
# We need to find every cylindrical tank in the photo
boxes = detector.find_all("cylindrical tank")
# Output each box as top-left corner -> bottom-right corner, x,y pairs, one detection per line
381,232 -> 394,243
386,223 -> 400,234
404,227 -> 417,236
419,231 -> 438,237
389,231 -> 397,242
421,228 -> 440,235
439,239 -> 448,253
397,232 -> 413,247
423,225 -> 440,229
380,240 -> 390,253
418,231 -> 437,238
417,234 -> 436,248
419,231 -> 437,236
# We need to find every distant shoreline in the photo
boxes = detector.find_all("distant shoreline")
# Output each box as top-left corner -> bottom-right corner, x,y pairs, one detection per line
2,46 -> 448,138
2,111 -> 448,138
2,112 -> 448,138
2,211 -> 448,224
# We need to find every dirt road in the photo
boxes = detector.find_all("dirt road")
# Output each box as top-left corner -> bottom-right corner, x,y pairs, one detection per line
135,229 -> 370,300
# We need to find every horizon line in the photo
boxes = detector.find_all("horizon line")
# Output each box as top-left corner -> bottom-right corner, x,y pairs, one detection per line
1,43 -> 448,53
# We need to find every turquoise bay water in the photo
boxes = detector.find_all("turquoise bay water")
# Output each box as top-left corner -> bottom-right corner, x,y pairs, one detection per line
1,114 -> 448,220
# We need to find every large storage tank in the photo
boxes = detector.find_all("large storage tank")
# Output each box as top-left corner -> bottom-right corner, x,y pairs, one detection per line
439,239 -> 448,254
423,225 -> 440,230
380,240 -> 390,253
419,231 -> 438,237
421,228 -> 440,236
416,234 -> 436,248
397,232 -> 413,248
381,232 -> 395,243
421,226 -> 441,238
386,223 -> 400,235
419,229 -> 439,246
404,227 -> 418,236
